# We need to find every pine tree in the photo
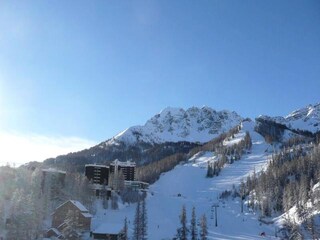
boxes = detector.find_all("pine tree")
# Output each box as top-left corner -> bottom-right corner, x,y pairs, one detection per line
206,162 -> 214,178
244,131 -> 252,149
191,206 -> 198,240
176,205 -> 188,240
121,217 -> 128,240
240,181 -> 246,213
111,193 -> 119,210
200,214 -> 208,240
133,201 -> 141,240
141,198 -> 148,240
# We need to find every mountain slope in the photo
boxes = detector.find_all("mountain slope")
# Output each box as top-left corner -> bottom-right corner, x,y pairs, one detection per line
257,103 -> 320,134
255,103 -> 320,142
91,121 -> 276,239
281,103 -> 320,133
43,106 -> 242,169
107,106 -> 242,145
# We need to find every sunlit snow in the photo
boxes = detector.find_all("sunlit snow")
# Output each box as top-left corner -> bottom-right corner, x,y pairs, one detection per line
92,121 -> 279,239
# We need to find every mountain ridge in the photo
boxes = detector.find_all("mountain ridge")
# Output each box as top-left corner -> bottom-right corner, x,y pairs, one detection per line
42,103 -> 320,170
105,106 -> 242,146
257,102 -> 320,135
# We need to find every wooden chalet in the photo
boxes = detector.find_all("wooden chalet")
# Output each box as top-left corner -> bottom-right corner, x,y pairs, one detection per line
51,200 -> 92,232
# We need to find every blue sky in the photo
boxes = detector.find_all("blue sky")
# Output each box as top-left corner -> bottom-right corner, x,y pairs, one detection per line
0,0 -> 319,164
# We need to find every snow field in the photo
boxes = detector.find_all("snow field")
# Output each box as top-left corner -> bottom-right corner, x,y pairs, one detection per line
92,121 -> 279,239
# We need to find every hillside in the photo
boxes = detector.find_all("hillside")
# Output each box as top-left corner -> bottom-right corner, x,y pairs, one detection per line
3,102 -> 320,240
89,104 -> 320,239
91,121 -> 277,239
43,103 -> 320,172
43,107 -> 242,170
256,103 -> 320,142
275,103 -> 320,133
109,106 -> 242,145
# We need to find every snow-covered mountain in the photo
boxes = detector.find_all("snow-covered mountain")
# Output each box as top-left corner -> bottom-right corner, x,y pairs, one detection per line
258,103 -> 320,134
91,121 -> 276,240
106,106 -> 242,145
43,106 -> 242,168
44,103 -> 320,169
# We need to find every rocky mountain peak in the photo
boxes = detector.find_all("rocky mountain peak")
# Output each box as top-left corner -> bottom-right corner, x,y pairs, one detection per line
257,102 -> 320,135
108,106 -> 242,145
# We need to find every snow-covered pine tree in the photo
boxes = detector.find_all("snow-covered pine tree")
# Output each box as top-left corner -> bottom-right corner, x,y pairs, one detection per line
200,214 -> 208,240
176,205 -> 188,240
133,201 -> 141,240
239,181 -> 246,213
120,217 -> 128,240
190,206 -> 198,240
141,198 -> 148,240
111,193 -> 119,210
244,131 -> 252,149
206,162 -> 214,178
6,168 -> 44,240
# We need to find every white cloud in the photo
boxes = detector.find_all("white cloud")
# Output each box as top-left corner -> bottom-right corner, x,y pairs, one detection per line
0,132 -> 96,166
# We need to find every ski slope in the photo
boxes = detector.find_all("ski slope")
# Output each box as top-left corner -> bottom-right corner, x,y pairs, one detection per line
91,121 -> 278,239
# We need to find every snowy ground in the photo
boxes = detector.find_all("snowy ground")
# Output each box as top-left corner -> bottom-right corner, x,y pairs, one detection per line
222,130 -> 245,147
91,121 -> 279,239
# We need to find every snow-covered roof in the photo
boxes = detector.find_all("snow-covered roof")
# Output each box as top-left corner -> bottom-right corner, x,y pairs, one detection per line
93,223 -> 123,234
42,168 -> 66,174
57,222 -> 68,230
70,200 -> 89,212
47,228 -> 62,237
85,164 -> 109,168
54,200 -> 89,213
111,159 -> 136,167
81,212 -> 93,218
124,180 -> 149,185
48,227 -> 60,235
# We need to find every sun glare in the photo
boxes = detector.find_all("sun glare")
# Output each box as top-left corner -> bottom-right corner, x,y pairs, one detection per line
0,79 -> 4,128
0,132 -> 96,167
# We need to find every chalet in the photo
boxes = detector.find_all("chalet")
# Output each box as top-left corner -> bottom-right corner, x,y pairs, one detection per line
54,223 -> 82,240
51,200 -> 92,232
91,223 -> 124,240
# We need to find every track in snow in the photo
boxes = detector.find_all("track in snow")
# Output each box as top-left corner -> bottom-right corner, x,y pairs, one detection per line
147,121 -> 277,239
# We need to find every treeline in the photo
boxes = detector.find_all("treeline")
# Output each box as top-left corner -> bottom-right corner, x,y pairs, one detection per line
207,131 -> 252,177
132,198 -> 148,240
136,153 -> 186,184
281,135 -> 313,149
175,205 -> 208,240
189,125 -> 241,155
241,142 -> 320,218
136,125 -> 243,184
0,166 -> 93,239
0,166 -> 44,239
43,140 -> 199,172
